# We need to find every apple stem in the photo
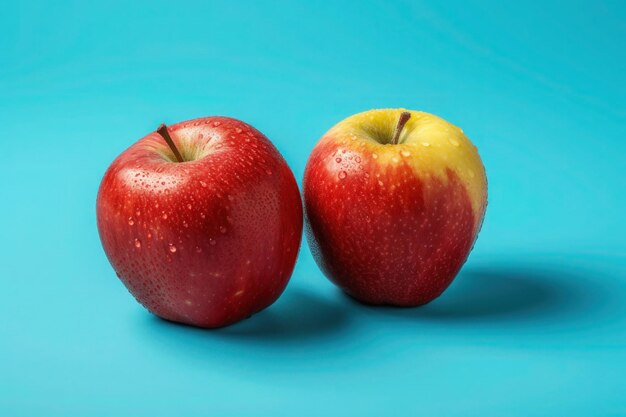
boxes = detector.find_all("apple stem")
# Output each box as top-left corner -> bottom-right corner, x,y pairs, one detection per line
157,124 -> 185,163
390,111 -> 411,145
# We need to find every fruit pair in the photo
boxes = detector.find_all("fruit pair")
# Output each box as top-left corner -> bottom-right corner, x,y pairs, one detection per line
97,109 -> 487,328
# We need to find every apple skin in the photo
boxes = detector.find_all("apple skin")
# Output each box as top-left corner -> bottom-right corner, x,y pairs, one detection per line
97,116 -> 302,328
303,109 -> 487,306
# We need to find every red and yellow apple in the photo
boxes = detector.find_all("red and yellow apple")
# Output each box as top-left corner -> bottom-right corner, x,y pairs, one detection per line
97,117 -> 302,327
303,109 -> 487,306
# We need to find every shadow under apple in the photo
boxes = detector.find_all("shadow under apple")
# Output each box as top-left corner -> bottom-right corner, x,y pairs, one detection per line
147,286 -> 351,344
343,262 -> 615,325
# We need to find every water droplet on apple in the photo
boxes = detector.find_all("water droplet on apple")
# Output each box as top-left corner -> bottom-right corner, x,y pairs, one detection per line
235,128 -> 242,133
219,226 -> 227,233
392,157 -> 399,163
449,138 -> 460,147
162,213 -> 168,220
134,238 -> 141,248
422,142 -> 430,147
187,204 -> 192,210
338,171 -> 347,179
200,181 -> 207,187
372,153 -> 378,159
265,169 -> 273,176
401,150 -> 411,157
169,244 -> 177,253
128,217 -> 134,226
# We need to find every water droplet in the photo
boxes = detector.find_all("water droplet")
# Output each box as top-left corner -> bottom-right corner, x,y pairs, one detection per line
187,204 -> 192,210
378,180 -> 384,186
265,169 -> 273,176
338,171 -> 347,179
200,181 -> 207,188
422,142 -> 430,147
219,226 -> 227,234
450,138 -> 460,147
235,128 -> 242,133
401,150 -> 411,157
372,153 -> 378,159
128,217 -> 134,226
200,213 -> 206,219
134,238 -> 141,248
162,213 -> 168,220
391,157 -> 399,163
335,157 -> 342,163
169,244 -> 177,253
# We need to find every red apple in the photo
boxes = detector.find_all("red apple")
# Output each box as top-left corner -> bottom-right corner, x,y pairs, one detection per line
303,109 -> 487,306
97,117 -> 302,327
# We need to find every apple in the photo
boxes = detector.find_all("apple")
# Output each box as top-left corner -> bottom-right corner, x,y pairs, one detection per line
97,117 -> 302,327
303,109 -> 487,306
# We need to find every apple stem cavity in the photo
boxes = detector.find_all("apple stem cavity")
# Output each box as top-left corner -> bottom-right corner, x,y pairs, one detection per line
157,124 -> 185,163
391,111 -> 411,145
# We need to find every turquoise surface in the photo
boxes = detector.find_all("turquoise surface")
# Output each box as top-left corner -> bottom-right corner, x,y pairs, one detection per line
1,1 -> 625,415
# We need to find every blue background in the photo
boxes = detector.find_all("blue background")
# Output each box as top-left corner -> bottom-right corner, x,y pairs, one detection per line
1,1 -> 625,415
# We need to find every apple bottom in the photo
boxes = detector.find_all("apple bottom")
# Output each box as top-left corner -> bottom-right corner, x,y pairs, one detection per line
99,202 -> 300,329
305,168 -> 477,306
121,271 -> 289,329
103,225 -> 299,329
